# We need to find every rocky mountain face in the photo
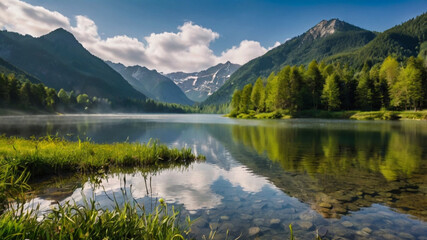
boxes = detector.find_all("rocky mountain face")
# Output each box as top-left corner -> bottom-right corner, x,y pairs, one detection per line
107,61 -> 194,105
303,18 -> 363,41
166,61 -> 240,102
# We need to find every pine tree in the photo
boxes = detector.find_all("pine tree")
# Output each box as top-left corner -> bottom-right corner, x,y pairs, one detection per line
231,89 -> 242,114
265,72 -> 278,112
305,60 -> 323,109
240,84 -> 253,113
322,73 -> 341,111
275,66 -> 291,110
380,56 -> 400,86
251,77 -> 265,112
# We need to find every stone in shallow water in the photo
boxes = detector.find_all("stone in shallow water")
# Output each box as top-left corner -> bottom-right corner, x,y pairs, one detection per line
297,221 -> 314,230
382,233 -> 399,240
248,227 -> 260,236
334,207 -> 347,214
319,202 -> 333,209
299,211 -> 316,221
240,214 -> 252,220
253,218 -> 265,226
356,230 -> 369,237
220,216 -> 229,221
269,218 -> 281,228
317,226 -> 328,237
341,221 -> 354,228
398,232 -> 415,239
361,227 -> 372,234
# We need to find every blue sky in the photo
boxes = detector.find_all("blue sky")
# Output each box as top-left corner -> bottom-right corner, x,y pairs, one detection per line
2,0 -> 426,72
23,0 -> 426,53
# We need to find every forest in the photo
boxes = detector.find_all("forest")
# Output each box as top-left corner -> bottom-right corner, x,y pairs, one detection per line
230,56 -> 427,118
0,73 -> 200,114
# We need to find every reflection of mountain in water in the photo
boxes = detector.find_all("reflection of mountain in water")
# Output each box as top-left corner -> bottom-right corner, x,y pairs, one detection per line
208,122 -> 427,221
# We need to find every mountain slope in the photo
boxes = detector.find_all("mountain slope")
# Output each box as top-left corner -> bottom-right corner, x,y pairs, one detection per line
106,62 -> 193,105
0,57 -> 41,84
326,12 -> 427,67
0,28 -> 146,100
166,61 -> 240,102
203,19 -> 376,105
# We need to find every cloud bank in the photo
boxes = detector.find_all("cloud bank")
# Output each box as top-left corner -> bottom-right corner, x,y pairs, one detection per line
0,0 -> 281,73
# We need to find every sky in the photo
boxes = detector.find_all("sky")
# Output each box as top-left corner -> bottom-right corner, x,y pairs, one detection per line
0,0 -> 426,73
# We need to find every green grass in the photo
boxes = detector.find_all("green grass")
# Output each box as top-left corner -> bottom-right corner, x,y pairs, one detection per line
0,136 -> 202,239
228,110 -> 427,120
0,166 -> 193,240
0,136 -> 205,178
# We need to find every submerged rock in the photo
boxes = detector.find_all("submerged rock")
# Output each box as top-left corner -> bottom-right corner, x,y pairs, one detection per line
341,221 -> 354,228
248,227 -> 260,236
297,221 -> 314,230
398,232 -> 415,239
269,218 -> 281,228
319,202 -> 333,209
361,227 -> 372,234
253,218 -> 265,226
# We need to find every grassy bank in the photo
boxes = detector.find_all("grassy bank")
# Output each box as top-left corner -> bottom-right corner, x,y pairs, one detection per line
0,164 -> 193,240
0,136 -> 204,239
0,136 -> 204,178
229,110 -> 427,120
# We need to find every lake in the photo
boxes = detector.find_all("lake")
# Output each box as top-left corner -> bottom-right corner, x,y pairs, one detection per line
0,114 -> 426,239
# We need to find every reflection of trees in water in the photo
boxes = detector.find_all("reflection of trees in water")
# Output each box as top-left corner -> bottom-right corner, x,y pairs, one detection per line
231,123 -> 425,180
228,123 -> 427,220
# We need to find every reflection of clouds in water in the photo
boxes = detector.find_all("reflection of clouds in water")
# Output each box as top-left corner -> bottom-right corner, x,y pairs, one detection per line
31,162 -> 273,212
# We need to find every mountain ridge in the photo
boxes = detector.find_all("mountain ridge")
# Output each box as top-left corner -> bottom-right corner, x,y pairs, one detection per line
106,61 -> 194,105
0,28 -> 146,100
166,61 -> 240,102
203,18 -> 376,105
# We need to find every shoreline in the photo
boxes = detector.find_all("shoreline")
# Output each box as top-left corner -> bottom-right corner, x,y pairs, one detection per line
227,110 -> 427,121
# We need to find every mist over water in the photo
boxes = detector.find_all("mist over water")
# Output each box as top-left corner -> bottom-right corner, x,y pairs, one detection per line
1,114 -> 427,239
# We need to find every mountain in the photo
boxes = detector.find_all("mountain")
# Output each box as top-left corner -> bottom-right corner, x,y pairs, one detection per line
0,28 -> 146,100
106,61 -> 193,105
203,19 -> 377,105
166,61 -> 240,102
0,57 -> 41,84
326,12 -> 427,67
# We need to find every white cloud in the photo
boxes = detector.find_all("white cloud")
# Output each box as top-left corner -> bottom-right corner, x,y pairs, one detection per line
28,162 -> 272,212
0,0 -> 278,73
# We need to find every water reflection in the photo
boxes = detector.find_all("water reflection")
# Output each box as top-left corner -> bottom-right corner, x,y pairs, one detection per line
1,115 -> 427,239
227,122 -> 427,220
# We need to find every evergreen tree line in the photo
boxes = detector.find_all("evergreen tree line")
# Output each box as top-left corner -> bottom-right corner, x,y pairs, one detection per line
0,73 -> 111,113
230,56 -> 426,116
0,73 -> 200,113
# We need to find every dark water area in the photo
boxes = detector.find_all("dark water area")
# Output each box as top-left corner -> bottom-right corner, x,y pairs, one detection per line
0,114 -> 426,239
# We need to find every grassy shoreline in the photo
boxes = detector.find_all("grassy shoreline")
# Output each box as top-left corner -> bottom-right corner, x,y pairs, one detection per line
0,136 -> 205,178
228,110 -> 427,120
0,136 -> 204,239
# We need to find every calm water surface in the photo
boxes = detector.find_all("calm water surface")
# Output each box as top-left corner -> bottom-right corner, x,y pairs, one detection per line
0,114 -> 426,239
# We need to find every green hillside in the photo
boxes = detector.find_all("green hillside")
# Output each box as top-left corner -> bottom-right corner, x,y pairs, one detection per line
204,13 -> 426,106
203,19 -> 376,105
0,28 -> 146,100
327,12 -> 427,67
0,57 -> 40,84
